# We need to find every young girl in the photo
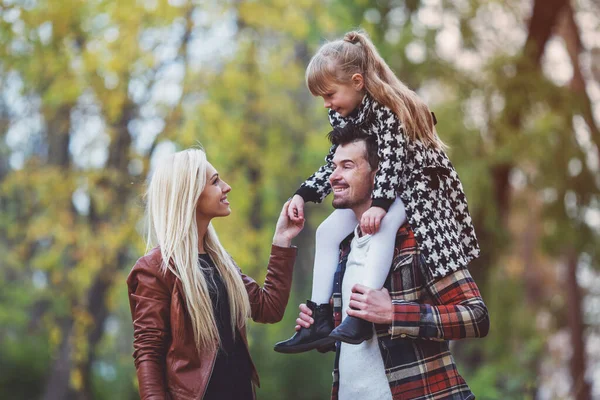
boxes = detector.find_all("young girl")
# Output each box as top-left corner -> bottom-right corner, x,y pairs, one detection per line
274,31 -> 479,353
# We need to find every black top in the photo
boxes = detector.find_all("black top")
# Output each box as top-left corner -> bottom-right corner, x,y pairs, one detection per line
199,254 -> 253,400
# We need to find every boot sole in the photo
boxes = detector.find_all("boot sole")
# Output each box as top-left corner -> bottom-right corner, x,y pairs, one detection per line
273,336 -> 336,354
328,333 -> 370,345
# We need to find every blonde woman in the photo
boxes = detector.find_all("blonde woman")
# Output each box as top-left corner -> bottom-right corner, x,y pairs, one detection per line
127,148 -> 303,399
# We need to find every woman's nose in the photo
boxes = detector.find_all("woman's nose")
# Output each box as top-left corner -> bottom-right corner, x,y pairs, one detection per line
222,181 -> 231,193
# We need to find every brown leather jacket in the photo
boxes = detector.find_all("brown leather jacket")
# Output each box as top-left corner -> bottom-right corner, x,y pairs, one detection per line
127,244 -> 297,400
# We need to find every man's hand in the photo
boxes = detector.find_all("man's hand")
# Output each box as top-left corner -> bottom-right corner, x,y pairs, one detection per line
287,195 -> 305,223
346,284 -> 393,324
273,200 -> 305,247
360,206 -> 387,235
294,303 -> 314,330
294,303 -> 333,353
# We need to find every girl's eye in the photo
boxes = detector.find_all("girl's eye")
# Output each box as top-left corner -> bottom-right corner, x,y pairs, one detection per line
213,178 -> 220,185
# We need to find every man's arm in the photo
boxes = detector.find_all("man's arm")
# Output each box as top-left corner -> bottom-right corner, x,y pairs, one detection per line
347,268 -> 490,341
388,268 -> 489,340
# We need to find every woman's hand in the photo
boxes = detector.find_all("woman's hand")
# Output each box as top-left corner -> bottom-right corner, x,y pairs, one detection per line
287,195 -> 305,223
360,206 -> 387,235
273,200 -> 305,247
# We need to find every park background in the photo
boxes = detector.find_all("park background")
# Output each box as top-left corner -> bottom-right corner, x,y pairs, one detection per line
1,0 -> 599,399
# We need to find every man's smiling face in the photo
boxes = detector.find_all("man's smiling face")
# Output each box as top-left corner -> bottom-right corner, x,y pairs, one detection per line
329,140 -> 376,212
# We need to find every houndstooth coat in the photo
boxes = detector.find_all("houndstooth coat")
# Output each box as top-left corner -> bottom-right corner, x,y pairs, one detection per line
295,95 -> 480,278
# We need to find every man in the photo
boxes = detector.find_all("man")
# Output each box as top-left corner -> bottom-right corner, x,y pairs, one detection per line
280,126 -> 490,399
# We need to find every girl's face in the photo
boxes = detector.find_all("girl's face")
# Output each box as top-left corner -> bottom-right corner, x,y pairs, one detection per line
320,74 -> 365,117
196,162 -> 232,221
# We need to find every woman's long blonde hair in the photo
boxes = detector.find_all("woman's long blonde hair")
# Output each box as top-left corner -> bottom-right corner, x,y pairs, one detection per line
145,148 -> 251,352
306,30 -> 444,149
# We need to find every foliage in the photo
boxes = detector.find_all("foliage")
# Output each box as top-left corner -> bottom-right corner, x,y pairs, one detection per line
1,0 -> 599,399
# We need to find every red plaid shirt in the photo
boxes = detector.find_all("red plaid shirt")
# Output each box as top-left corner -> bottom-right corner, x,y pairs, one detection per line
330,224 -> 489,400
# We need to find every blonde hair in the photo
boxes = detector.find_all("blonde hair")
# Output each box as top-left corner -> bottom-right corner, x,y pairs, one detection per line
145,148 -> 251,352
306,30 -> 444,149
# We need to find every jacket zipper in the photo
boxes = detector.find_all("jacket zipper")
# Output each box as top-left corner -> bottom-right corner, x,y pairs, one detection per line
239,330 -> 257,400
199,352 -> 217,400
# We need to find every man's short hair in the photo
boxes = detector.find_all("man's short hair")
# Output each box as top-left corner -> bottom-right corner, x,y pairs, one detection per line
327,124 -> 379,170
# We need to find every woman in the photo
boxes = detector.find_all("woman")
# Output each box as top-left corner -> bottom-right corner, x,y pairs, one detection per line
127,148 -> 303,399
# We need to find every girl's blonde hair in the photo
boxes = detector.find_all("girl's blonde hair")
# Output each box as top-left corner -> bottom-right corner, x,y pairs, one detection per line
306,30 -> 443,149
145,148 -> 251,352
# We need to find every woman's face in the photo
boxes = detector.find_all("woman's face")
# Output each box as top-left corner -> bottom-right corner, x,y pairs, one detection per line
196,162 -> 232,221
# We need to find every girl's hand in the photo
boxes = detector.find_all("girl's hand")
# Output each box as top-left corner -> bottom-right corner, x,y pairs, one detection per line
288,194 -> 305,223
360,206 -> 387,235
273,200 -> 305,247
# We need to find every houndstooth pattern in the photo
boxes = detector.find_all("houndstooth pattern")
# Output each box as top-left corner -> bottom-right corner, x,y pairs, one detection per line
298,95 -> 480,277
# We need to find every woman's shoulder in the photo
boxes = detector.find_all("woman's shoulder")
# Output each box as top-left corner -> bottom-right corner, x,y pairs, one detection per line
127,247 -> 175,289
134,247 -> 163,271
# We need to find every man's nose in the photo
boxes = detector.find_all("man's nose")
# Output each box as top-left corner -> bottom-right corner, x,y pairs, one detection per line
329,167 -> 340,184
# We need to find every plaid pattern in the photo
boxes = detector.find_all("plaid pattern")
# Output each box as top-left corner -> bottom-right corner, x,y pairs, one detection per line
330,224 -> 489,400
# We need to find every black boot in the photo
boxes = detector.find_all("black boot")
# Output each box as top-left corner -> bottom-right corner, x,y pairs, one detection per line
274,301 -> 335,354
328,316 -> 372,345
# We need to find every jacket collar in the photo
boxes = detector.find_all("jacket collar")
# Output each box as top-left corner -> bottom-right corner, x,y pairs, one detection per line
329,94 -> 373,127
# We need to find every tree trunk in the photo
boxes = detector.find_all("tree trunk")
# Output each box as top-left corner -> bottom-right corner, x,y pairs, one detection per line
40,104 -> 77,400
565,248 -> 591,400
40,318 -> 75,400
46,104 -> 73,168
557,4 -> 595,399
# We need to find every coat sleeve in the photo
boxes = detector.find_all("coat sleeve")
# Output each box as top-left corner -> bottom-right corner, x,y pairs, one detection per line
239,244 -> 297,324
294,144 -> 336,203
370,108 -> 407,211
127,258 -> 171,400
388,267 -> 490,341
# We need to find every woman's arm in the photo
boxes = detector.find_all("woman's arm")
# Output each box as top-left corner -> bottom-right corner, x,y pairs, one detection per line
127,257 -> 171,400
241,245 -> 297,324
242,200 -> 302,323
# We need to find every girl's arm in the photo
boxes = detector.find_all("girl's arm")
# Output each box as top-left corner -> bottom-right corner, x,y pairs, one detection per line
127,258 -> 170,400
294,144 -> 336,203
371,107 -> 407,211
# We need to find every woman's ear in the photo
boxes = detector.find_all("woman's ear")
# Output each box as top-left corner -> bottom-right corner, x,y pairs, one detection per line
351,73 -> 364,91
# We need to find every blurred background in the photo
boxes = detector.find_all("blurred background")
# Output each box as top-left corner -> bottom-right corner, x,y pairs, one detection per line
1,0 -> 599,399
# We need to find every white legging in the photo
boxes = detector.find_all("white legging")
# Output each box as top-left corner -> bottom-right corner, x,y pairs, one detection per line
310,197 -> 407,304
